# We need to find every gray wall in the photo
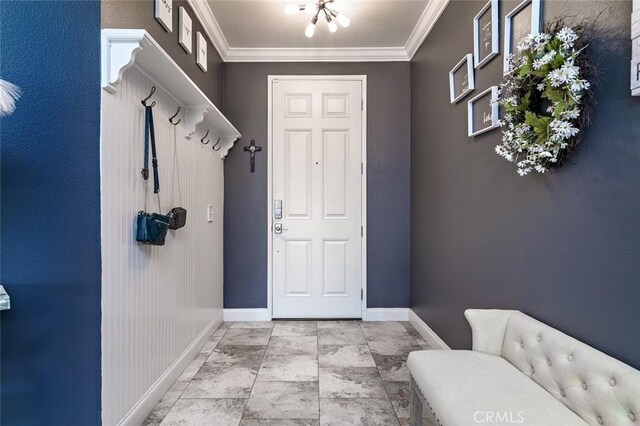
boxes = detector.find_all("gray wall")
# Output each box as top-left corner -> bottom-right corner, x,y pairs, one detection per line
410,0 -> 640,368
102,0 -> 223,106
223,62 -> 411,310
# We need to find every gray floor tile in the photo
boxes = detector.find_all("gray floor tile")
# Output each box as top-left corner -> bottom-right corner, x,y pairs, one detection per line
265,336 -> 318,356
319,398 -> 399,426
159,398 -> 245,426
272,321 -> 318,336
257,354 -> 319,381
206,345 -> 266,368
219,329 -> 272,346
200,336 -> 222,354
240,420 -> 319,426
181,366 -> 258,399
384,381 -> 429,420
316,321 -> 361,329
230,321 -> 275,329
318,345 -> 375,368
148,381 -> 189,419
360,321 -> 408,338
366,335 -> 421,356
244,381 -> 319,419
318,328 -> 366,346
319,367 -> 387,399
373,354 -> 410,381
176,353 -> 209,383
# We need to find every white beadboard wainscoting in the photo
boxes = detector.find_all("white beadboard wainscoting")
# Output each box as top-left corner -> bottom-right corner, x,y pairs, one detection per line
101,66 -> 225,426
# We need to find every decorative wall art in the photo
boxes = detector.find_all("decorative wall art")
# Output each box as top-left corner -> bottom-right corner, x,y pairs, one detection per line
474,0 -> 499,68
179,7 -> 192,53
449,54 -> 475,103
467,86 -> 499,137
503,0 -> 541,74
155,0 -> 173,32
196,32 -> 207,72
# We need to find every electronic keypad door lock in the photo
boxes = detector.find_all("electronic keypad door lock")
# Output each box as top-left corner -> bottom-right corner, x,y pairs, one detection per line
274,200 -> 283,219
274,223 -> 283,234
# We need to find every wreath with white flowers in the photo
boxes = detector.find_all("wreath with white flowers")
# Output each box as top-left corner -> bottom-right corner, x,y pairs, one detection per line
496,21 -> 597,176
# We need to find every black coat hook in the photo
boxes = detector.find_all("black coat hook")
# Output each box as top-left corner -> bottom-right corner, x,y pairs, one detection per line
212,137 -> 221,151
169,106 -> 181,125
201,129 -> 210,145
141,86 -> 156,108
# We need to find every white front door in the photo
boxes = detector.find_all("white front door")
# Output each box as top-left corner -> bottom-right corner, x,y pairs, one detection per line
271,77 -> 364,318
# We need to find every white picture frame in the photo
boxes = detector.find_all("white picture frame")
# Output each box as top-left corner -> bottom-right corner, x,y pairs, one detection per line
467,86 -> 499,137
179,7 -> 193,54
474,0 -> 499,68
196,32 -> 207,72
155,0 -> 173,32
449,54 -> 475,103
503,0 -> 542,74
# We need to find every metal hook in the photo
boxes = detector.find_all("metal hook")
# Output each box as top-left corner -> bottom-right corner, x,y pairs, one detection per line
169,106 -> 181,125
201,129 -> 210,145
212,137 -> 221,151
141,86 -> 156,108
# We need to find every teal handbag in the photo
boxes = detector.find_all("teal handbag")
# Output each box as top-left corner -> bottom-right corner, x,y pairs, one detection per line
136,105 -> 170,245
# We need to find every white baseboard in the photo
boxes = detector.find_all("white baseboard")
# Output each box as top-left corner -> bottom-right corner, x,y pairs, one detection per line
365,308 -> 410,321
409,309 -> 450,350
224,308 -> 272,322
118,310 -> 223,426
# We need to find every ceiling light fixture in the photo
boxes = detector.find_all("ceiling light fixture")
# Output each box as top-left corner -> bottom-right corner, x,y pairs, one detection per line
284,0 -> 350,38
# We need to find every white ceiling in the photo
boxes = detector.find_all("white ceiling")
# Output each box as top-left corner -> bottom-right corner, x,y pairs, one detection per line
188,0 -> 450,61
207,1 -> 429,48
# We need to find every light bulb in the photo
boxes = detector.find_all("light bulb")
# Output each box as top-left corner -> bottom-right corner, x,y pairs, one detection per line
305,21 -> 316,37
304,2 -> 316,15
336,14 -> 350,28
284,4 -> 299,15
328,20 -> 337,33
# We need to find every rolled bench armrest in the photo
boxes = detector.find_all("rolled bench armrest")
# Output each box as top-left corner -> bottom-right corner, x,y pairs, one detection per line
464,309 -> 519,355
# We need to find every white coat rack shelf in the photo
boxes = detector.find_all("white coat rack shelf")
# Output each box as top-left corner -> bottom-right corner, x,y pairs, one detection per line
101,29 -> 241,158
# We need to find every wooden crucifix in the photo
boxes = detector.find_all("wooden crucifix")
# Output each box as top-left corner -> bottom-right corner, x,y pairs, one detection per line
243,139 -> 262,173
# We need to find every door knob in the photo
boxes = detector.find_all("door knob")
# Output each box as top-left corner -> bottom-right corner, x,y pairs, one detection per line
274,223 -> 289,234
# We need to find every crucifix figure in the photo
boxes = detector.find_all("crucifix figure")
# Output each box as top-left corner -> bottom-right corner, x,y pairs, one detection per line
243,139 -> 262,173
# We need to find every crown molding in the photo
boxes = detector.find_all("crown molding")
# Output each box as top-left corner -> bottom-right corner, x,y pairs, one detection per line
186,0 -> 230,60
404,0 -> 451,60
187,0 -> 450,62
225,47 -> 410,62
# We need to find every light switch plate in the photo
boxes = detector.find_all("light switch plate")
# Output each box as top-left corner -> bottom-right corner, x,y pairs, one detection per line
207,205 -> 214,222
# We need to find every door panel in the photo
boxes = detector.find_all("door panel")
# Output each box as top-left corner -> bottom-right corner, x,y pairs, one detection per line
272,78 -> 363,318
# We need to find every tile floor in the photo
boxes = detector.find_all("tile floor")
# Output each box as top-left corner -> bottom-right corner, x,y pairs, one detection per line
143,320 -> 435,426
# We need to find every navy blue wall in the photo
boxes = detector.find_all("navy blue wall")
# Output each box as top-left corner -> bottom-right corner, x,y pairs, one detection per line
0,1 -> 102,424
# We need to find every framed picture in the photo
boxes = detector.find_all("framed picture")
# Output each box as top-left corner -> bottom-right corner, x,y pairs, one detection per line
179,7 -> 192,53
155,0 -> 173,32
474,0 -> 499,68
503,0 -> 542,74
467,86 -> 499,137
449,54 -> 475,103
196,32 -> 207,72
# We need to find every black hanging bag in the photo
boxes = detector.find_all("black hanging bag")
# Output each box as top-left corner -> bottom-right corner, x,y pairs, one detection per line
137,105 -> 171,245
167,123 -> 187,230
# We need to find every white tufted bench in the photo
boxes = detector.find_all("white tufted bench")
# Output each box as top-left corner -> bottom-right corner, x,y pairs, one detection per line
407,309 -> 640,426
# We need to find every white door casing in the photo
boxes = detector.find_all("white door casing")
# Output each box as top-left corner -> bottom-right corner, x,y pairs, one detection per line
269,76 -> 366,318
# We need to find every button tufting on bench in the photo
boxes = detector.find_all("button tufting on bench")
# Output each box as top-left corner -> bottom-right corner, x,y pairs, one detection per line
597,415 -> 603,425
630,412 -> 636,422
609,378 -> 616,386
560,389 -> 566,397
568,353 -> 574,361
547,359 -> 552,366
582,381 -> 588,390
537,334 -> 542,342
